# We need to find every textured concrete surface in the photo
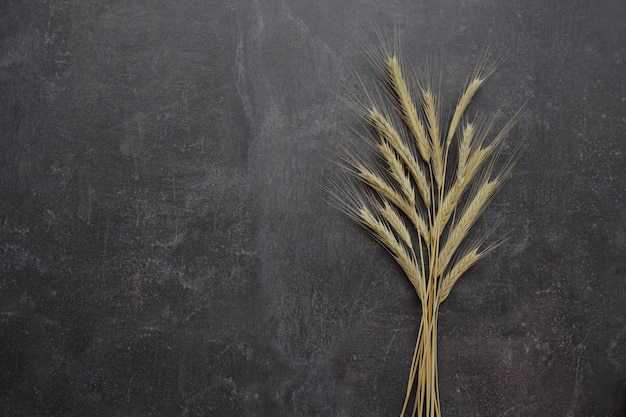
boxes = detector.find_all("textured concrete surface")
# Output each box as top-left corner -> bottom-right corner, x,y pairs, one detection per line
1,1 -> 624,416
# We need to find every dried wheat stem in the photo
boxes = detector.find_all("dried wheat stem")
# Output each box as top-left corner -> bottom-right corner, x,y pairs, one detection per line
401,315 -> 425,416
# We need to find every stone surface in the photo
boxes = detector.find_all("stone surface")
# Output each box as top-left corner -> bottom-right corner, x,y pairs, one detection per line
1,1 -> 624,416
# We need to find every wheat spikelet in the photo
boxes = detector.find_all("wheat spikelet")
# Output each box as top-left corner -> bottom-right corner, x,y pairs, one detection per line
423,89 -> 445,188
437,247 -> 483,303
381,200 -> 414,250
436,178 -> 500,277
333,44 -> 521,417
446,78 -> 483,146
457,122 -> 474,184
378,138 -> 417,207
386,55 -> 431,165
356,163 -> 430,243
437,234 -> 506,304
369,107 -> 431,208
432,128 -> 505,238
359,205 -> 425,297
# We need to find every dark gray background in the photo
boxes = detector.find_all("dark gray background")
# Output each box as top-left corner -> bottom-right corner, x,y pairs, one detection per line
1,1 -> 624,416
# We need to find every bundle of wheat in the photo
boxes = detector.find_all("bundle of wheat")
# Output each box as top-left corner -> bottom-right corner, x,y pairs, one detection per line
331,47 -> 523,417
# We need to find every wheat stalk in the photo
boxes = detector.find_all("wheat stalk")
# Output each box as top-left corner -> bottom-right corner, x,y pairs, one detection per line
333,47 -> 521,417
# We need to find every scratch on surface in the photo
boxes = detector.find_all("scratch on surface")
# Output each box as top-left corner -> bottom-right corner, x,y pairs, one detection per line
234,1 -> 263,130
372,329 -> 399,392
606,324 -> 625,370
565,346 -> 584,417
126,376 -> 134,405
100,192 -> 199,214
383,330 -> 398,365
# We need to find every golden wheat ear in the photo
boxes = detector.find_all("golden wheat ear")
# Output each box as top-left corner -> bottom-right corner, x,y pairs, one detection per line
330,41 -> 522,417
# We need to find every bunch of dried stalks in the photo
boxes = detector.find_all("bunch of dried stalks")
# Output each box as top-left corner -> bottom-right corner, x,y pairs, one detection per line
331,45 -> 522,416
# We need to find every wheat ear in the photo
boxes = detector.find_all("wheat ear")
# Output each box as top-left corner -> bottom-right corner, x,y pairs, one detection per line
333,45 -> 521,417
